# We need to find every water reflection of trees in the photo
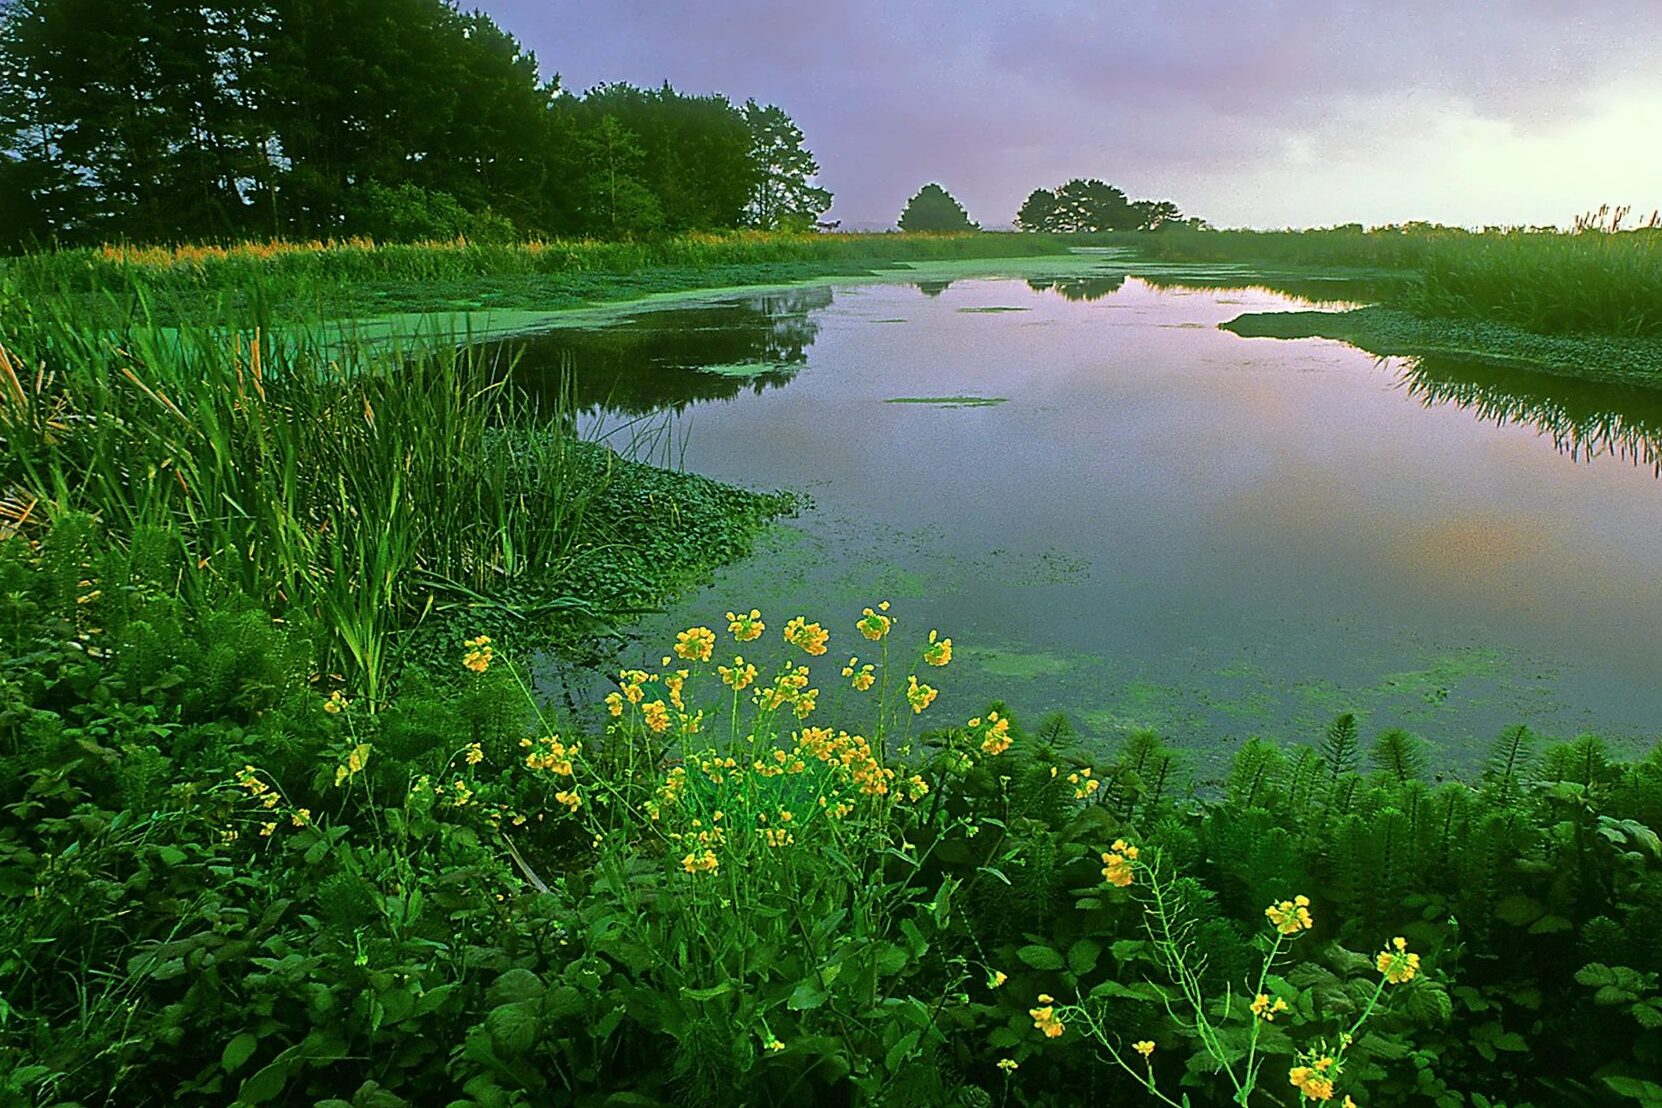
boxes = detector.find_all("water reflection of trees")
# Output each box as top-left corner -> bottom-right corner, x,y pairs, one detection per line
1025,274 -> 1128,302
1137,272 -> 1401,306
912,279 -> 954,297
1398,353 -> 1662,470
494,285 -> 834,416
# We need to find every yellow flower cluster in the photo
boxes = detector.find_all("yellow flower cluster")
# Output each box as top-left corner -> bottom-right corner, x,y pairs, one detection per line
1289,1055 -> 1338,1101
923,629 -> 952,667
1252,993 -> 1290,1021
462,634 -> 493,673
727,609 -> 765,642
322,689 -> 349,715
522,734 -> 578,775
857,606 -> 892,641
465,742 -> 484,766
675,626 -> 716,662
1266,895 -> 1314,935
799,726 -> 895,796
681,849 -> 719,875
1101,839 -> 1139,887
1377,936 -> 1420,984
451,779 -> 474,807
643,699 -> 672,733
783,616 -> 829,656
1067,768 -> 1099,799
554,788 -> 581,813
757,664 -> 813,713
1029,994 -> 1065,1038
905,675 -> 937,714
841,657 -> 876,691
905,774 -> 930,801
970,712 -> 1011,756
761,826 -> 795,847
719,657 -> 758,690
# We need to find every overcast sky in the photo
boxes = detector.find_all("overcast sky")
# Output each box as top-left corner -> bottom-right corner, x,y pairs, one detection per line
482,1 -> 1662,230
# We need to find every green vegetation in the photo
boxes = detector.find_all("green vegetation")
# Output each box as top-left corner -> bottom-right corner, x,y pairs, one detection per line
0,0 -> 832,247
1123,217 -> 1662,349
899,184 -> 980,233
1015,179 -> 1190,233
4,547 -> 1661,1105
0,231 -> 1072,328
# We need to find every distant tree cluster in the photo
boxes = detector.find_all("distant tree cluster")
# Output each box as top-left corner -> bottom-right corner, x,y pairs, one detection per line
1015,178 -> 1191,232
0,0 -> 832,247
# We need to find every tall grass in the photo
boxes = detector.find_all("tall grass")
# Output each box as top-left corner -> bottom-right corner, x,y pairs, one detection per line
0,231 -> 1068,320
0,304 -> 612,704
1123,222 -> 1662,338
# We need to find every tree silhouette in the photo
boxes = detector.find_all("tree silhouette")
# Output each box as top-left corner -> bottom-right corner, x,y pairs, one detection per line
898,183 -> 977,232
744,100 -> 832,230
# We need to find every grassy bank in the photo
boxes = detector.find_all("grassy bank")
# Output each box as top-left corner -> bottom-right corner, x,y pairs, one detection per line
1120,225 -> 1662,380
0,231 -> 1072,329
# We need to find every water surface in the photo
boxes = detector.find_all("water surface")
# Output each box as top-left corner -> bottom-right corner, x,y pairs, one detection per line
499,270 -> 1662,772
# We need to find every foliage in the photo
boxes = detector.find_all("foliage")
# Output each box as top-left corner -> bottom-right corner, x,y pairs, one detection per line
1123,221 -> 1662,339
743,100 -> 833,231
1015,179 -> 1185,233
898,184 -> 979,233
0,0 -> 826,245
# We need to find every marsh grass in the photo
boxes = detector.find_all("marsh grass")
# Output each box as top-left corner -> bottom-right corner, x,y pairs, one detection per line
1122,222 -> 1662,339
0,304 -> 615,704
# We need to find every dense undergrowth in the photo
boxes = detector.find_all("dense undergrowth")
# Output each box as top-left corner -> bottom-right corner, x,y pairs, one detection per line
1118,222 -> 1662,341
2,525 -> 1661,1107
0,231 -> 1070,328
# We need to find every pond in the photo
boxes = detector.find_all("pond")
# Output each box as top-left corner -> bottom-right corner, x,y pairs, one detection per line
494,263 -> 1662,774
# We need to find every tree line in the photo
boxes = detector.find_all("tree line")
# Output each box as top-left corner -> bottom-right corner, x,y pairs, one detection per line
898,179 -> 1201,233
0,0 -> 832,249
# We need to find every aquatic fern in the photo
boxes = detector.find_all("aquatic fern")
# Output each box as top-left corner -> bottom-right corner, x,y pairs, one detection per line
1226,737 -> 1285,809
1484,724 -> 1537,807
1371,728 -> 1428,786
1543,734 -> 1612,788
1319,713 -> 1361,791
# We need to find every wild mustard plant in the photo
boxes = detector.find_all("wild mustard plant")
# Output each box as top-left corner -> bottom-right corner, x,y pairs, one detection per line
1035,844 -> 1423,1105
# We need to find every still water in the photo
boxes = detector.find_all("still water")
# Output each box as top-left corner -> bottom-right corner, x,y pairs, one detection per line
500,269 -> 1662,772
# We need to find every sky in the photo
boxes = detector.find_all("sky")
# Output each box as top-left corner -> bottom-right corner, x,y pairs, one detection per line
483,1 -> 1662,231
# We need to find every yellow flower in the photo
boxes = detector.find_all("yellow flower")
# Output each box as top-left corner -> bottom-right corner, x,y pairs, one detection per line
923,629 -> 952,666
462,635 -> 493,673
605,691 -> 624,717
1101,842 -> 1136,888
642,699 -> 672,733
1377,936 -> 1420,984
978,711 -> 1012,755
784,616 -> 829,656
674,626 -> 716,663
988,970 -> 1008,989
905,675 -> 937,714
1133,1040 -> 1156,1058
680,849 -> 719,874
554,788 -> 581,813
996,1058 -> 1018,1073
1289,1058 -> 1337,1101
719,657 -> 758,691
1266,895 -> 1314,935
465,742 -> 484,766
905,774 -> 930,801
1251,993 -> 1290,1021
1029,999 -> 1065,1039
291,808 -> 311,827
452,779 -> 474,807
727,609 -> 765,642
765,1037 -> 785,1053
323,689 -> 348,714
857,607 -> 891,641
259,821 -> 277,837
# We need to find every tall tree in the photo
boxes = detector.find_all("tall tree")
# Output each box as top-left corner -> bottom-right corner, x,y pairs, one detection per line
1015,187 -> 1059,232
897,182 -> 976,232
742,100 -> 830,230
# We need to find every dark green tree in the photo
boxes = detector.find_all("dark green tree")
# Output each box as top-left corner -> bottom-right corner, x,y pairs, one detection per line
1131,198 -> 1183,230
1015,187 -> 1059,232
897,182 -> 976,232
742,100 -> 831,230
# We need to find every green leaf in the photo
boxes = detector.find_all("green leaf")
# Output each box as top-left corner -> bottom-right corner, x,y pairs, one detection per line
875,943 -> 909,976
788,979 -> 828,1011
1017,944 -> 1065,971
236,1059 -> 292,1105
884,1028 -> 921,1074
1067,939 -> 1102,976
681,982 -> 735,1002
485,999 -> 542,1057
221,1032 -> 259,1075
1604,1075 -> 1662,1104
1493,894 -> 1543,927
487,968 -> 544,1008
